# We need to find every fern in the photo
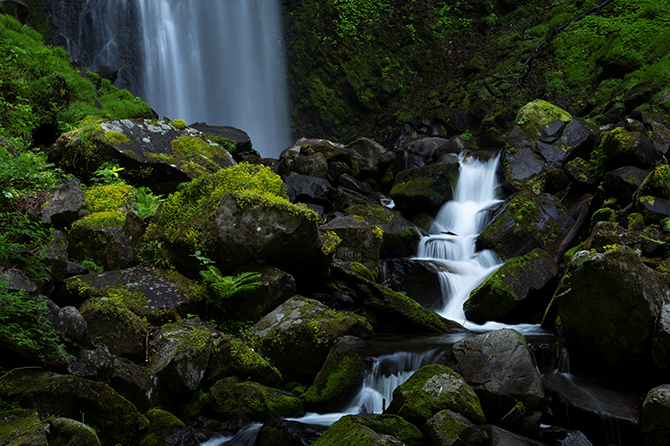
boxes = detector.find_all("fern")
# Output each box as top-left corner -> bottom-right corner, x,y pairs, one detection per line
199,266 -> 261,313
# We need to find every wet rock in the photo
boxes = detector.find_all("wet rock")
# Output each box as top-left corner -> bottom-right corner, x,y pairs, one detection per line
390,164 -> 460,216
338,174 -> 372,195
477,190 -> 573,260
150,319 -> 218,394
642,384 -> 670,446
48,417 -> 101,446
40,177 -> 84,226
596,127 -> 660,173
206,335 -> 282,387
652,304 -> 670,370
256,417 -> 328,446
226,264 -> 296,323
67,344 -> 114,382
313,414 -> 423,446
392,150 -> 426,174
319,215 -> 383,269
465,249 -> 558,324
303,336 -> 369,413
380,258 -> 444,310
0,370 -> 148,446
600,166 -> 649,205
480,424 -> 547,446
210,378 -> 303,422
0,409 -> 48,446
346,137 -> 387,159
137,408 -> 199,446
253,295 -> 373,383
389,364 -> 485,426
423,409 -> 484,446
67,221 -> 136,272
283,172 -> 330,204
543,371 -> 641,446
111,357 -> 173,413
445,329 -> 545,418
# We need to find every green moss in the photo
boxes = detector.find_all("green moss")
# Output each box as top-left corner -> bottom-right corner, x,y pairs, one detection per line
83,182 -> 136,214
320,230 -> 342,255
72,210 -> 126,229
211,379 -> 303,421
101,129 -> 131,146
145,152 -> 177,164
137,409 -> 185,446
349,261 -> 378,282
170,119 -> 187,130
515,99 -> 572,140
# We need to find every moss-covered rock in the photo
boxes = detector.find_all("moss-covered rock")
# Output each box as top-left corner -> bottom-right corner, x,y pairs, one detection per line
313,414 -> 423,446
593,127 -> 660,175
318,216 -> 383,269
0,409 -> 47,446
380,258 -> 444,310
254,295 -> 373,384
0,370 -> 148,446
137,408 -> 199,446
210,378 -> 303,421
390,164 -> 459,216
465,248 -> 558,324
423,409 -> 484,446
643,385 -> 670,446
48,417 -> 102,446
389,364 -> 485,426
206,335 -> 282,387
255,417 -> 327,446
111,358 -> 174,414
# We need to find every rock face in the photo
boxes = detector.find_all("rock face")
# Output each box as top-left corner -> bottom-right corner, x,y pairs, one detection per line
390,164 -> 460,216
40,177 -> 84,226
381,258 -> 444,310
253,296 -> 373,383
210,378 -> 304,421
445,329 -> 545,418
423,410 -> 484,446
643,385 -> 670,446
389,364 -> 486,426
319,215 -> 383,269
206,335 -> 282,387
553,245 -> 670,371
313,414 -> 424,446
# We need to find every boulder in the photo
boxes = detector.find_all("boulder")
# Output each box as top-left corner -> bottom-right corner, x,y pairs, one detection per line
346,138 -> 387,159
380,258 -> 444,310
67,215 -> 138,271
553,245 -> 670,372
253,296 -> 373,384
338,174 -> 372,195
292,151 -> 329,178
283,172 -> 330,205
150,319 -> 218,394
600,166 -> 649,206
67,344 -> 115,382
649,121 -> 670,155
40,177 -> 84,226
318,216 -> 383,269
210,378 -> 303,421
423,410 -> 484,446
390,164 -> 460,216
0,409 -> 48,446
137,408 -> 199,446
637,196 -> 670,224
445,329 -> 544,418
480,424 -> 547,446
477,190 -> 573,260
652,304 -> 670,370
642,385 -> 670,446
225,264 -> 296,323
0,370 -> 148,446
48,417 -> 102,446
255,417 -> 327,446
595,126 -> 660,174
543,371 -> 641,446
39,230 -> 89,283
303,336 -> 369,412
206,335 -> 282,387
464,249 -> 558,324
111,358 -> 173,413
313,414 -> 423,446
389,364 -> 485,426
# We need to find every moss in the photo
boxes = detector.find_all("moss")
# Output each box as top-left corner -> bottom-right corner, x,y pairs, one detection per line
83,182 -> 136,214
590,207 -> 617,231
170,119 -> 188,130
375,285 -> 446,332
350,262 -> 378,282
303,351 -> 366,412
515,99 -> 572,140
145,152 -> 177,165
137,408 -> 185,446
72,210 -> 126,229
210,379 -> 303,421
101,129 -> 131,146
320,230 -> 342,255
313,414 -> 423,446
628,212 -> 645,231
170,135 -> 229,172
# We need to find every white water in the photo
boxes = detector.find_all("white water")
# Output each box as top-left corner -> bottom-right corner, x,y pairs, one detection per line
417,153 -> 547,335
137,0 -> 292,157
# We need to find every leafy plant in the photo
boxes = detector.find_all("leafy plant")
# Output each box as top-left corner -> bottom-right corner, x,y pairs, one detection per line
137,240 -> 172,269
135,187 -> 165,219
76,259 -> 104,274
92,162 -> 125,185
199,265 -> 261,313
0,211 -> 53,281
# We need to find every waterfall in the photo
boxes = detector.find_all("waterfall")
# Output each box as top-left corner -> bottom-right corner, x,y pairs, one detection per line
136,0 -> 292,157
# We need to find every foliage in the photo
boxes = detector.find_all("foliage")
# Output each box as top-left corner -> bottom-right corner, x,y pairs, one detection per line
77,258 -> 104,274
136,240 -> 172,269
0,210 -> 53,280
82,182 -> 135,214
203,133 -> 237,154
320,230 -> 342,255
92,161 -> 125,185
135,186 -> 165,219
199,265 -> 261,313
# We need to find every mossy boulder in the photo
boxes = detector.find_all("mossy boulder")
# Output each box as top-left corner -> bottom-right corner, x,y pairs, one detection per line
652,304 -> 670,371
48,417 -> 102,446
0,370 -> 148,446
111,358 -> 174,413
477,189 -> 573,260
206,335 -> 282,387
593,126 -> 660,174
210,378 -> 303,421
39,177 -> 84,226
137,408 -> 199,446
643,385 -> 670,446
553,245 -> 670,373
379,258 -> 444,310
343,203 -> 424,258
303,336 -> 369,412
423,410 -> 484,446
445,329 -> 545,417
254,295 -> 373,384
595,166 -> 650,207
313,414 -> 424,446
318,216 -> 383,269
68,215 -> 140,272
390,164 -> 460,216
79,296 -> 148,361
149,319 -> 218,394
255,417 -> 327,446
465,249 -> 558,324
0,409 -> 47,446
389,364 -> 485,426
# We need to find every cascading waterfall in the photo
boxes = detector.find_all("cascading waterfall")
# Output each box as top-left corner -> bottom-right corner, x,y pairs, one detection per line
136,0 -> 292,157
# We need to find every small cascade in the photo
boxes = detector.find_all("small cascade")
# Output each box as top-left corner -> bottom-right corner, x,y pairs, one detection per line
136,0 -> 292,157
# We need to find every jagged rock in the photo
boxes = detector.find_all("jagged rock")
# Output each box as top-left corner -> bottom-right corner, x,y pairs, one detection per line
253,295 -> 373,383
596,127 -> 660,174
599,165 -> 649,205
255,417 -> 328,446
380,258 -> 444,310
642,385 -> 670,446
210,378 -> 303,421
388,364 -> 485,426
649,121 -> 670,155
40,177 -> 84,226
0,370 -> 148,446
465,249 -> 558,324
48,417 -> 102,446
445,329 -> 545,418
0,409 -> 48,446
150,319 -> 218,394
283,172 -> 330,204
111,358 -> 173,413
423,410 -> 484,446
137,408 -> 199,446
206,335 -> 282,387
343,203 -> 424,258
319,215 -> 383,269
390,164 -> 460,216
79,296 -> 148,361
303,336 -> 369,413
312,414 -> 423,446
67,344 -> 115,382
477,190 -> 573,260
553,245 -> 670,372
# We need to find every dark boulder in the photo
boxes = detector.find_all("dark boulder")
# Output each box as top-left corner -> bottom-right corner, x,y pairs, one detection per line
210,378 -> 303,422
312,414 -> 423,446
380,258 -> 444,310
643,385 -> 670,446
256,417 -> 328,446
40,177 -> 84,226
390,164 -> 460,216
